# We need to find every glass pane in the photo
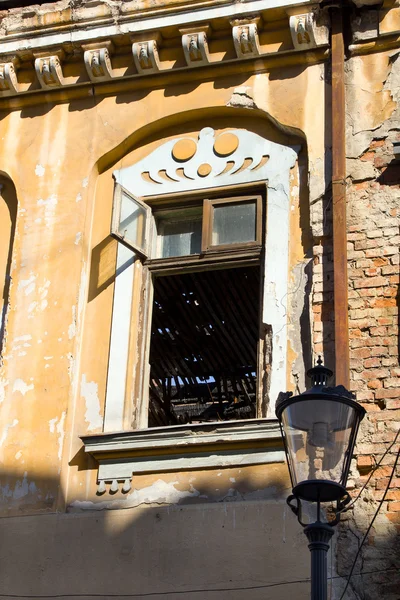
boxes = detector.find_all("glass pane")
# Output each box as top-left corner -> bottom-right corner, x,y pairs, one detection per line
118,190 -> 147,252
281,399 -> 358,488
157,217 -> 202,258
212,201 -> 256,246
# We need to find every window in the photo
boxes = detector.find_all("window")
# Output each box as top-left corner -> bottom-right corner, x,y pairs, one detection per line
110,187 -> 267,428
103,126 -> 298,435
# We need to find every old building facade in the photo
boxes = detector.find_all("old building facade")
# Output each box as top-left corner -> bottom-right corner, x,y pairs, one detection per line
0,0 -> 399,598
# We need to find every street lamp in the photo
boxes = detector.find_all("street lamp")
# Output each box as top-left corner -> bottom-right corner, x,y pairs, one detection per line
276,358 -> 366,600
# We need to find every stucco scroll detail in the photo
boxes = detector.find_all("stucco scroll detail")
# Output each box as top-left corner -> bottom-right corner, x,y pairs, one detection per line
132,40 -> 161,74
84,48 -> 114,82
231,19 -> 261,59
0,62 -> 20,95
287,9 -> 329,51
97,478 -> 132,495
35,56 -> 65,89
181,30 -> 210,66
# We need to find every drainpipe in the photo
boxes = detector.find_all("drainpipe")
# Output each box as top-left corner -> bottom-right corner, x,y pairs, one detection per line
330,5 -> 350,388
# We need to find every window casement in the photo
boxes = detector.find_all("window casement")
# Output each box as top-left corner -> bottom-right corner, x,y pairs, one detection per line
111,187 -> 266,428
83,127 -> 299,494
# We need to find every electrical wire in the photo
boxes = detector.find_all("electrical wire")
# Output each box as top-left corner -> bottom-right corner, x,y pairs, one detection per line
338,427 -> 400,515
0,569 -> 397,599
338,440 -> 400,600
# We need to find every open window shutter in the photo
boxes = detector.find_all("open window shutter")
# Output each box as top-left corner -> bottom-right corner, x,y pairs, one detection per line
111,184 -> 151,258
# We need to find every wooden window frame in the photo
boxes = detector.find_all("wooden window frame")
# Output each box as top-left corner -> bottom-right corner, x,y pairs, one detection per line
111,183 -> 151,259
201,194 -> 262,254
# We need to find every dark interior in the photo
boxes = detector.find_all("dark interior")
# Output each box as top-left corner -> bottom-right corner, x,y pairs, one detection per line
148,265 -> 260,426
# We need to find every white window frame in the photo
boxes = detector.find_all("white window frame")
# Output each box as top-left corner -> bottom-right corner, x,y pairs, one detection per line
103,127 -> 299,433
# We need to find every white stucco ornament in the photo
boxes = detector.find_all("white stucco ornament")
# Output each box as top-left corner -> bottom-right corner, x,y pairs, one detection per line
231,19 -> 261,59
181,30 -> 210,67
35,56 -> 65,89
132,40 -> 161,74
114,127 -> 297,196
0,62 -> 20,95
84,48 -> 114,82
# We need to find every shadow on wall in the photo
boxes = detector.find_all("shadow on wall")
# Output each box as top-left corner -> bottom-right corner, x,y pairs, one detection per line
0,176 -> 17,355
0,464 -> 314,600
334,508 -> 400,600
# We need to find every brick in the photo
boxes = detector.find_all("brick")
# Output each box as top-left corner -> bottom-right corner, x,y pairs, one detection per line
370,326 -> 387,336
364,356 -> 383,368
361,368 -> 389,380
357,455 -> 374,472
370,346 -> 389,356
375,389 -> 400,400
352,347 -> 371,358
353,276 -> 388,289
386,399 -> 400,408
348,232 -> 366,241
384,378 -> 400,388
373,257 -> 389,266
366,229 -> 383,239
365,248 -> 384,258
367,379 -> 383,389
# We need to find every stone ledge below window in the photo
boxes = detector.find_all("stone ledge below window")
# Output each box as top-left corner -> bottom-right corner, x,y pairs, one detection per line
81,418 -> 285,494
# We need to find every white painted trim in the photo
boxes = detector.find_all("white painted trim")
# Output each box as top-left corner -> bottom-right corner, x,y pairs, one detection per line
103,244 -> 135,432
0,0 -> 319,55
97,450 -> 285,480
84,418 -> 282,452
81,419 -> 285,487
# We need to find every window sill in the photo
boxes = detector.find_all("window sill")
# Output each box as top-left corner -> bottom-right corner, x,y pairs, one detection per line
81,419 -> 285,494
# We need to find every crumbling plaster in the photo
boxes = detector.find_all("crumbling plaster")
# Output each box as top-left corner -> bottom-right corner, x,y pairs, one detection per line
0,55 -> 326,514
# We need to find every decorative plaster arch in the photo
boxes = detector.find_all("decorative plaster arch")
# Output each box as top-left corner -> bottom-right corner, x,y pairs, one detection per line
104,127 -> 299,432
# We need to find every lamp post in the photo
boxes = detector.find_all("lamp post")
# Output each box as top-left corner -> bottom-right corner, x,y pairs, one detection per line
276,358 -> 366,600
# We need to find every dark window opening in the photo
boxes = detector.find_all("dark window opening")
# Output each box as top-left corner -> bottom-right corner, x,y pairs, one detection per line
148,265 -> 260,427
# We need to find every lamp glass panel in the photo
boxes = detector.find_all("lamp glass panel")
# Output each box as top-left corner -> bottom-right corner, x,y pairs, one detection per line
212,201 -> 256,246
281,398 -> 358,488
118,190 -> 147,252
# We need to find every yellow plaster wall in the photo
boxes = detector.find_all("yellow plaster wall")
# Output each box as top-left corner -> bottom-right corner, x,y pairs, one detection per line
0,64 -> 326,514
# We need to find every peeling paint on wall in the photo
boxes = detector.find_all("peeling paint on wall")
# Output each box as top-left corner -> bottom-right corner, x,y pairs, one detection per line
37,194 -> 58,227
0,418 -> 18,447
12,379 -> 34,396
68,306 -> 76,340
81,375 -> 102,431
0,378 -> 9,403
70,479 -> 201,511
35,164 -> 45,177
49,412 -> 66,462
18,274 -> 36,296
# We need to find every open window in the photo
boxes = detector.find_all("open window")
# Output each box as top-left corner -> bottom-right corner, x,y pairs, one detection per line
110,185 -> 269,429
111,184 -> 151,258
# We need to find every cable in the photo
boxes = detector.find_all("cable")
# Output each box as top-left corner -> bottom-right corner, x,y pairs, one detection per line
338,441 -> 400,600
0,568 -> 396,599
338,427 -> 400,514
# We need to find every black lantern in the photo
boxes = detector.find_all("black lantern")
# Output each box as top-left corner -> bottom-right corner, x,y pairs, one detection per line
276,359 -> 366,600
276,358 -> 365,504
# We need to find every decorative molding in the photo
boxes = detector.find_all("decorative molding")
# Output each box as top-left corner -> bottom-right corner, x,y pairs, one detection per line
114,127 -> 298,195
84,47 -> 114,83
0,3 -> 331,100
34,55 -> 65,89
181,30 -> 210,67
81,419 -> 284,495
0,61 -> 20,95
287,9 -> 329,51
231,18 -> 261,59
132,39 -> 161,74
